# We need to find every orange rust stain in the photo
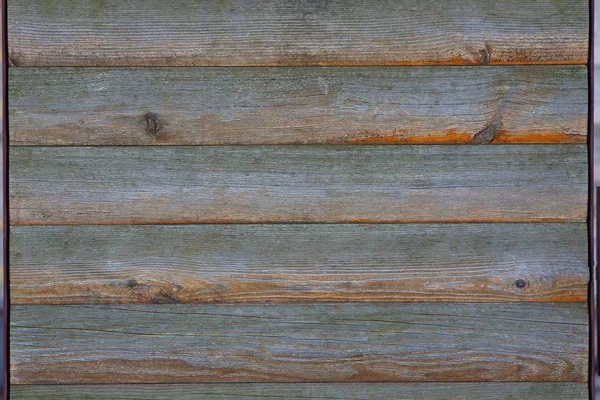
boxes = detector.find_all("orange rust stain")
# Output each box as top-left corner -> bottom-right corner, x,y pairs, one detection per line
492,131 -> 586,144
348,130 -> 472,145
347,129 -> 586,145
488,60 -> 586,66
533,294 -> 587,303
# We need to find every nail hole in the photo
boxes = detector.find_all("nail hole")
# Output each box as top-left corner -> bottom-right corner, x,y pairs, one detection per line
514,278 -> 529,290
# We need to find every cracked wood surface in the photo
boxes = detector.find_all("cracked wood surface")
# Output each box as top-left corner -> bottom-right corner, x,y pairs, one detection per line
10,383 -> 590,399
10,303 -> 588,384
8,0 -> 588,66
10,224 -> 588,304
9,67 -> 587,145
9,145 -> 587,225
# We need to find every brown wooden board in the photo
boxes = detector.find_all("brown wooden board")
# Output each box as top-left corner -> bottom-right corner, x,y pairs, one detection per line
10,383 -> 590,399
10,223 -> 588,304
9,66 -> 587,145
9,145 -> 587,225
10,303 -> 588,384
8,0 -> 588,67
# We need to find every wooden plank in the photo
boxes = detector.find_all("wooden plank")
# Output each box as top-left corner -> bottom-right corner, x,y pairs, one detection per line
8,0 -> 588,67
10,224 -> 588,304
8,66 -> 587,145
10,303 -> 588,383
9,383 -> 590,399
9,145 -> 587,225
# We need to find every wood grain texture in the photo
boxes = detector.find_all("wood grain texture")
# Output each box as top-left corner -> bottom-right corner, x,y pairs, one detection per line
9,145 -> 587,225
7,0 -> 588,66
8,66 -> 587,145
9,383 -> 590,399
10,224 -> 588,304
10,303 -> 588,384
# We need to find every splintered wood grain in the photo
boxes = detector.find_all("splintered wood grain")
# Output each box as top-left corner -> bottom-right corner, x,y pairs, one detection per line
10,224 -> 588,304
8,66 -> 587,145
9,383 -> 590,399
10,303 -> 588,383
7,0 -> 588,66
9,146 -> 587,225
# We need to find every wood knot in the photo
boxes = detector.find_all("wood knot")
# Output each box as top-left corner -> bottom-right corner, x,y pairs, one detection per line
8,54 -> 20,67
472,118 -> 502,144
479,42 -> 492,65
126,279 -> 138,289
144,112 -> 164,137
152,292 -> 178,304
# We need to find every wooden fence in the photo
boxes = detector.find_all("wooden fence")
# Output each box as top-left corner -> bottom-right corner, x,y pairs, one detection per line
7,0 -> 591,398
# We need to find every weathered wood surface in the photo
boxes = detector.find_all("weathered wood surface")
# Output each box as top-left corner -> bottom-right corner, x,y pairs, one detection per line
10,303 -> 588,384
9,66 -> 587,145
9,146 -> 587,225
7,0 -> 588,67
9,383 -> 590,399
10,224 -> 588,304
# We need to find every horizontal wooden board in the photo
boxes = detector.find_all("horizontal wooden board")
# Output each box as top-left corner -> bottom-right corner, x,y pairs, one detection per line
9,383 -> 590,399
7,0 -> 588,67
8,66 -> 587,145
10,224 -> 588,304
9,146 -> 587,225
10,303 -> 588,383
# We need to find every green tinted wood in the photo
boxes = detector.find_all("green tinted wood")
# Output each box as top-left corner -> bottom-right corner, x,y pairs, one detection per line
10,224 -> 588,304
9,66 -> 587,145
9,145 -> 587,225
11,303 -> 588,383
8,0 -> 588,66
10,383 -> 590,399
